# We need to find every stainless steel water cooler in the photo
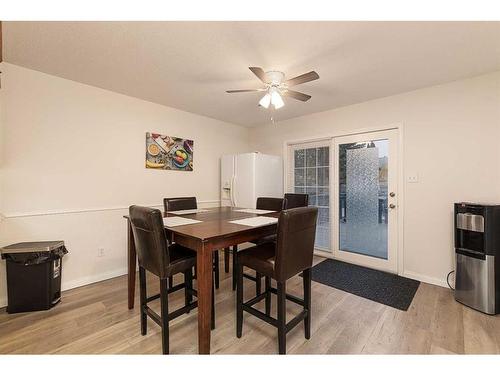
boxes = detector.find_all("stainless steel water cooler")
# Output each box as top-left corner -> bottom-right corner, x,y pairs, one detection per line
454,203 -> 500,314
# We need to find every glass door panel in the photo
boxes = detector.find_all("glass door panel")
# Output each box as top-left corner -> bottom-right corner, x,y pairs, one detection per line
334,129 -> 399,273
289,141 -> 331,251
338,140 -> 388,259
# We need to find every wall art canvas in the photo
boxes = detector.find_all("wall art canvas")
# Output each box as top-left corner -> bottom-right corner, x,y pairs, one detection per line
145,132 -> 194,171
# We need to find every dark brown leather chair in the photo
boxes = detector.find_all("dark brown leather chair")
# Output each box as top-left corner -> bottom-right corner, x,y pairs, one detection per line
234,197 -> 286,293
253,198 -> 287,243
284,193 -> 309,209
163,197 -> 198,212
255,197 -> 287,212
236,206 -> 318,354
163,197 -> 222,289
129,205 -> 214,354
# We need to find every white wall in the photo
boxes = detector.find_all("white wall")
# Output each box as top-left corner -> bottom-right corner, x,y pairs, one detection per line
0,63 -> 251,307
250,71 -> 500,286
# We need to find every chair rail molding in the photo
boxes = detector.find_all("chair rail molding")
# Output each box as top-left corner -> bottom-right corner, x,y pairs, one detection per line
1,200 -> 221,219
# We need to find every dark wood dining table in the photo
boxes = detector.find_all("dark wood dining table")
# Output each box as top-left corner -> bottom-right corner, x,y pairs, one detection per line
124,206 -> 279,354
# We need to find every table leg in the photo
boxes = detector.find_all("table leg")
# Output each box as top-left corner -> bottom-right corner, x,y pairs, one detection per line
224,247 -> 230,273
127,219 -> 137,310
197,242 -> 213,354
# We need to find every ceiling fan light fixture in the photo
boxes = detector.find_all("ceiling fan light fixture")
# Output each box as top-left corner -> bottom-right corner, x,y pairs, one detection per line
259,93 -> 271,108
228,67 -> 318,112
271,91 -> 284,109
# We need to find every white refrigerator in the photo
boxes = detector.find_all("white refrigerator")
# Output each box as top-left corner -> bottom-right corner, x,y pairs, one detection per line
221,152 -> 283,208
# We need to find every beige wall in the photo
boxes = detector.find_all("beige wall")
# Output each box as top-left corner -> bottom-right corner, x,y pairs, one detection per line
1,63 -> 499,308
0,63 -> 251,307
250,71 -> 500,286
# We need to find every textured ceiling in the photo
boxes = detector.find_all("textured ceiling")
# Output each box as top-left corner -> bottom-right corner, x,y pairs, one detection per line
4,21 -> 500,126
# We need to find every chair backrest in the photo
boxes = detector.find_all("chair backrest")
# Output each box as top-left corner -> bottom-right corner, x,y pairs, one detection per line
129,205 -> 170,278
163,197 -> 197,212
274,206 -> 318,282
256,197 -> 286,212
284,193 -> 309,209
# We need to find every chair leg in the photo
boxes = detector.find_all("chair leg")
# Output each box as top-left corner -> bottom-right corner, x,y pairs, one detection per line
236,263 -> 244,338
303,268 -> 312,339
256,272 -> 262,295
213,251 -> 220,290
265,276 -> 271,316
184,269 -> 193,308
211,276 -> 216,330
224,247 -> 230,273
277,281 -> 287,355
139,266 -> 147,336
232,245 -> 238,291
159,278 -> 170,355
168,276 -> 174,289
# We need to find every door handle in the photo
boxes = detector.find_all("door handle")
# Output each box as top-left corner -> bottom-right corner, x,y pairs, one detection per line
389,192 -> 396,197
389,203 -> 396,209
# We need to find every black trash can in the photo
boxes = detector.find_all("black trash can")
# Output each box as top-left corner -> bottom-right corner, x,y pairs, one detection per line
0,241 -> 68,314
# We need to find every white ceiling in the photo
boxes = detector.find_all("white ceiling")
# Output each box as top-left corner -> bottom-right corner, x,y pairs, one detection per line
4,21 -> 500,127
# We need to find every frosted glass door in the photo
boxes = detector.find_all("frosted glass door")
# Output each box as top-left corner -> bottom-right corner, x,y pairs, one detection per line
334,129 -> 399,273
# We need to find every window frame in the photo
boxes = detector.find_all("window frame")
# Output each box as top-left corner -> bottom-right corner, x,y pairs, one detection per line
286,139 -> 333,252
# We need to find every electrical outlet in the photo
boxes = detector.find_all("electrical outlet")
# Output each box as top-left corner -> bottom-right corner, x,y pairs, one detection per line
407,173 -> 419,183
97,248 -> 105,257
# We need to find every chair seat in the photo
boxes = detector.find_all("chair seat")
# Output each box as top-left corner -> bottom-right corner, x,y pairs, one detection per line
166,244 -> 197,276
238,242 -> 276,278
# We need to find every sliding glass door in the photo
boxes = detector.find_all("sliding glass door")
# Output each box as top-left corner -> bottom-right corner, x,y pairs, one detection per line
288,140 -> 331,252
287,129 -> 399,273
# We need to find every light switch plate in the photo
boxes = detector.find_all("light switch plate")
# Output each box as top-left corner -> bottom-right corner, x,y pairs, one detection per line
407,173 -> 419,183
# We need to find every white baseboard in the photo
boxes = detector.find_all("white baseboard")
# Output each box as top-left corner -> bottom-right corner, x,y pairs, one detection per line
61,267 -> 128,291
0,267 -> 128,309
402,270 -> 448,288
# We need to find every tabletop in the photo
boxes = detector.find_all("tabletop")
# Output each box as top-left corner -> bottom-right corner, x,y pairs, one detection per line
124,206 -> 280,240
163,206 -> 279,240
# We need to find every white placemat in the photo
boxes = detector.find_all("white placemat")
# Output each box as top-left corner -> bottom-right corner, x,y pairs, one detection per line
233,208 -> 276,215
229,216 -> 278,227
168,209 -> 209,215
163,217 -> 202,227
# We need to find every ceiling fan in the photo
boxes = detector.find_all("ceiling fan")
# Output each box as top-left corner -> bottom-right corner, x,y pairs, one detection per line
226,67 -> 320,110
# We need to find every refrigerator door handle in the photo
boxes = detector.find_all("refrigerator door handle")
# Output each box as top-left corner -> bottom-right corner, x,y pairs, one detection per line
232,175 -> 238,207
230,175 -> 236,207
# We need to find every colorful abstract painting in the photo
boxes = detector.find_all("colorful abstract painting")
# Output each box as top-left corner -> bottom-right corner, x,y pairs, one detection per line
145,132 -> 194,171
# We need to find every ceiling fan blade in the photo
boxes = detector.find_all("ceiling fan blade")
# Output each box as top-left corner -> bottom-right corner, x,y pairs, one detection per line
285,71 -> 319,87
226,89 -> 266,93
283,90 -> 311,102
249,67 -> 268,83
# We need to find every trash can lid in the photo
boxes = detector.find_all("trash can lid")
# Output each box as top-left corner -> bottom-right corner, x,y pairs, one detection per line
0,241 -> 65,254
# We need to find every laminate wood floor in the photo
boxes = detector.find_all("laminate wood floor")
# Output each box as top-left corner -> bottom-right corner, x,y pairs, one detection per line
1,257 -> 499,354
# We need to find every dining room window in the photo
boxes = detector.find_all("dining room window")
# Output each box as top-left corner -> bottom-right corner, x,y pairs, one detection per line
287,140 -> 331,251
